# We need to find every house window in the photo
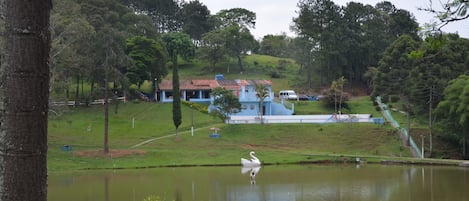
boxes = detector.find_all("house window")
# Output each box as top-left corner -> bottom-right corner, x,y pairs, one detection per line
165,91 -> 173,99
203,90 -> 211,98
187,90 -> 198,99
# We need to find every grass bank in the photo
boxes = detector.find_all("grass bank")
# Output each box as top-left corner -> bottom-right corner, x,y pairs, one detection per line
48,98 -> 466,171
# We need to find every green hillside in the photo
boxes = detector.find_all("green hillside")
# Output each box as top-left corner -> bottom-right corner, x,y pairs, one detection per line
47,54 -> 461,171
48,100 -> 414,171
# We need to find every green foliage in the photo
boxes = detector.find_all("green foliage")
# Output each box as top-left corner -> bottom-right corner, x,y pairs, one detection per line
322,76 -> 348,112
214,8 -> 257,72
181,0 -> 213,41
224,25 -> 256,72
373,35 -> 420,105
255,83 -> 270,123
258,34 -> 289,57
199,29 -> 227,71
216,8 -> 256,29
389,95 -> 400,103
162,32 -> 196,132
129,0 -> 182,33
409,34 -> 469,115
210,87 -> 241,120
182,101 -> 209,114
269,71 -> 283,79
172,61 -> 182,130
162,32 -> 195,63
435,75 -> 469,158
125,36 -> 167,88
293,0 -> 419,86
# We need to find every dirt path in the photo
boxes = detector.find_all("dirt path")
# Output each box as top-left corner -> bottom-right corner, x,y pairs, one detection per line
130,126 -> 213,149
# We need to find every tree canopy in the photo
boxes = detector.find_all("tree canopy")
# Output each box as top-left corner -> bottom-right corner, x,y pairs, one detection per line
435,75 -> 469,159
210,87 -> 242,120
292,0 -> 420,86
125,36 -> 167,88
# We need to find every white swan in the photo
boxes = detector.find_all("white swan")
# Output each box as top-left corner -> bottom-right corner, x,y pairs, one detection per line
241,151 -> 261,167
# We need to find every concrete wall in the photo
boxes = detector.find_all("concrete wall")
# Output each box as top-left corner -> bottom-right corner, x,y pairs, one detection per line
226,114 -> 372,124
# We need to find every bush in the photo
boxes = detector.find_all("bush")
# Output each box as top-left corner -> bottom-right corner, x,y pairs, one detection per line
269,71 -> 284,78
277,59 -> 290,71
375,106 -> 381,111
182,101 -> 209,113
320,88 -> 350,110
382,95 -> 389,103
390,95 -> 400,103
253,60 -> 259,66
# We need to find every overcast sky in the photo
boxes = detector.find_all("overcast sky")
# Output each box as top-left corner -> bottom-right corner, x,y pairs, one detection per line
197,0 -> 469,39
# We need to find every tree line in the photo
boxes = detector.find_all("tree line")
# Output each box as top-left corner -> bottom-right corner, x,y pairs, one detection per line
10,0 -> 257,104
1,0 -> 469,200
0,0 -> 429,102
370,33 -> 469,159
1,0 -> 468,158
293,0 -> 469,159
0,0 -> 438,101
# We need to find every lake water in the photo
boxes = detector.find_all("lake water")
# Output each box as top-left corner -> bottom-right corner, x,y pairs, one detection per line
48,164 -> 469,201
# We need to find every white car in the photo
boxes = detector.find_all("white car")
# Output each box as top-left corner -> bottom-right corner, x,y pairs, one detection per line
279,90 -> 298,100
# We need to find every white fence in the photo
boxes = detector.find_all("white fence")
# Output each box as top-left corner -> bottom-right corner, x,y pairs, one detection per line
226,114 -> 374,124
50,97 -> 126,106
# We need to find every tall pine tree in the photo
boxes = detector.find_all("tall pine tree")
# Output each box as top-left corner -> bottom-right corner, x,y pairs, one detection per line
1,1 -> 51,200
162,32 -> 194,138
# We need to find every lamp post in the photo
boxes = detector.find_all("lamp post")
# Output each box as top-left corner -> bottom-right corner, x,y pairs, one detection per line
191,105 -> 194,136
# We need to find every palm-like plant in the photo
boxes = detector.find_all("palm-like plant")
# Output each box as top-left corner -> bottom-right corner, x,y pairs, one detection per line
255,83 -> 270,124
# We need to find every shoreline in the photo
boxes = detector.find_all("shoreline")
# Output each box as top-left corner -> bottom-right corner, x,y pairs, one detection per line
48,154 -> 468,172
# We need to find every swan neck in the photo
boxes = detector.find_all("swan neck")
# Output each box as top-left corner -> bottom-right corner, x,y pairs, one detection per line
250,152 -> 259,161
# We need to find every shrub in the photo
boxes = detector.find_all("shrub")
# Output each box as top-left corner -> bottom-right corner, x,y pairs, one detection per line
375,106 -> 381,111
182,101 -> 209,113
269,71 -> 283,78
390,95 -> 400,103
277,59 -> 290,71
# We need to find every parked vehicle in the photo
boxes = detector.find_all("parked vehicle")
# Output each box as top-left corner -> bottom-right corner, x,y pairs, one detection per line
279,90 -> 298,100
298,95 -> 320,101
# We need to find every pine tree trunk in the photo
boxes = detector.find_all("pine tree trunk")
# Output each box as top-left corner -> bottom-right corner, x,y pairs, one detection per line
428,86 -> 433,157
104,78 -> 110,154
462,126 -> 468,159
0,1 -> 51,200
103,47 -> 110,154
75,75 -> 80,106
237,54 -> 244,72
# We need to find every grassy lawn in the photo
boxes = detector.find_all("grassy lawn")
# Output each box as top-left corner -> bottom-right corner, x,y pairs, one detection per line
48,98 -> 417,171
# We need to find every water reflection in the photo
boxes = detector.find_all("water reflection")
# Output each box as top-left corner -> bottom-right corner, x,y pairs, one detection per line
104,175 -> 109,201
241,166 -> 261,184
48,164 -> 469,201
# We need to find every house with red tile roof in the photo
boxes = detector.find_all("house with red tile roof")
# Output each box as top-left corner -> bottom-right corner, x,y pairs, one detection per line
156,75 -> 294,116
